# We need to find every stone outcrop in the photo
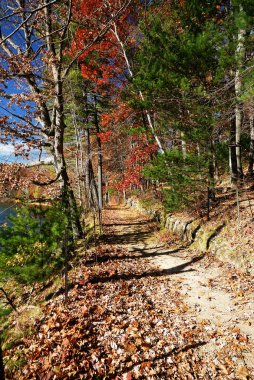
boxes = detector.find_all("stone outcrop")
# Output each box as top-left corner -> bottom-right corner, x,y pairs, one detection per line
127,197 -> 254,274
164,215 -> 200,242
126,198 -> 161,222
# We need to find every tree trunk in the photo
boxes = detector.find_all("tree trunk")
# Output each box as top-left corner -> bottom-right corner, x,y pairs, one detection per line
50,59 -> 83,239
112,22 -> 164,153
197,143 -> 200,157
84,129 -> 92,208
208,139 -> 216,201
213,138 -> 219,181
89,161 -> 100,210
60,167 -> 83,239
235,103 -> 243,178
0,335 -> 5,380
52,124 -> 82,238
229,117 -> 238,183
83,128 -> 100,210
234,4 -> 245,178
94,96 -> 103,213
248,115 -> 254,175
75,150 -> 82,207
73,113 -> 83,206
181,132 -> 187,159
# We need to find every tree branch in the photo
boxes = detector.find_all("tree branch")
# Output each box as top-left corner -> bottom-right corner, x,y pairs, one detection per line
63,0 -> 132,79
32,170 -> 61,186
0,287 -> 17,312
59,0 -> 72,59
0,0 -> 60,46
0,104 -> 37,130
25,157 -> 54,168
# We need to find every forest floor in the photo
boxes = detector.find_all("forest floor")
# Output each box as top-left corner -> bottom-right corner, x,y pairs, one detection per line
5,205 -> 254,379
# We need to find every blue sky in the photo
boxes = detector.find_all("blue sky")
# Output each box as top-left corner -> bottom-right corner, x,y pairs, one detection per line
0,143 -> 49,164
0,10 -> 44,163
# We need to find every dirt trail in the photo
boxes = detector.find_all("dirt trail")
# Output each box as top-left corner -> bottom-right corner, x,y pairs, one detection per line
9,204 -> 254,379
103,205 -> 254,371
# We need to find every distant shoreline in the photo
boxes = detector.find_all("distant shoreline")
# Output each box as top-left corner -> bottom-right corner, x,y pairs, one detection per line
0,198 -> 51,207
0,198 -> 16,204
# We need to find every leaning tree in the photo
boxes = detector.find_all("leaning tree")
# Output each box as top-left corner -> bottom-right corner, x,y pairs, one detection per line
0,0 -> 131,238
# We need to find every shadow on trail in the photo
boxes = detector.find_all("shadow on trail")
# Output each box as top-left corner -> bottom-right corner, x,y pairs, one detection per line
103,221 -> 149,227
112,340 -> 208,376
90,255 -> 204,284
86,244 -> 189,265
100,230 -> 154,246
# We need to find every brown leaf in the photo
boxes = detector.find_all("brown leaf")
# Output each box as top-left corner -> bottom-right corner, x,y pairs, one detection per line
236,366 -> 249,379
123,372 -> 132,380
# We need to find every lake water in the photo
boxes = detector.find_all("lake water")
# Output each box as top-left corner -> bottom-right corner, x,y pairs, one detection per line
0,203 -> 16,225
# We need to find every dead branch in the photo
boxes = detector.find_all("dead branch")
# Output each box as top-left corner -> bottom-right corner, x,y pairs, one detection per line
25,157 -> 54,168
0,287 -> 17,312
32,171 -> 61,186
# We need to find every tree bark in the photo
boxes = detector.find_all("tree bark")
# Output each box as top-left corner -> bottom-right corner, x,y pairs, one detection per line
181,132 -> 187,159
248,115 -> 254,175
83,129 -> 99,210
111,22 -> 164,153
50,72 -> 82,238
84,129 -> 91,208
0,335 -> 5,380
72,111 -> 83,207
94,97 -> 103,210
94,97 -> 103,231
229,117 -> 238,183
89,161 -> 99,210
208,138 -> 216,201
234,4 -> 245,178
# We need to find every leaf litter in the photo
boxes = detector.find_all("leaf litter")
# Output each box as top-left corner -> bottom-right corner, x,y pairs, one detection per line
4,206 -> 254,379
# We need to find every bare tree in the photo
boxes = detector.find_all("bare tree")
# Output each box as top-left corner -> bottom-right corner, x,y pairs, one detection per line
0,0 -> 131,238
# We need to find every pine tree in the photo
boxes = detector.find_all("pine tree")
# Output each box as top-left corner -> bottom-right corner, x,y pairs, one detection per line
0,205 -> 67,285
130,1 -> 226,208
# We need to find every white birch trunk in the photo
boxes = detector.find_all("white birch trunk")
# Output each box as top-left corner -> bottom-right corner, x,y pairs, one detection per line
111,22 -> 164,153
234,5 -> 245,177
180,132 -> 187,159
248,115 -> 254,175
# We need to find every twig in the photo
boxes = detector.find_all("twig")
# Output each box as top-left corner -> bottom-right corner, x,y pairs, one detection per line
0,288 -> 17,312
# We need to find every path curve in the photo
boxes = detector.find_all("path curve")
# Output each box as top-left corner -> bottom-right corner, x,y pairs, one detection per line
104,205 -> 254,371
